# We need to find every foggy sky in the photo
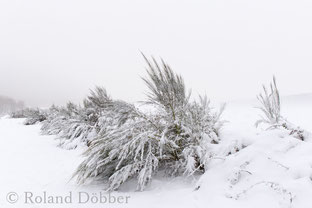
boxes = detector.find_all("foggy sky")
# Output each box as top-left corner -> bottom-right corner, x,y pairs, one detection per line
1,0 -> 312,107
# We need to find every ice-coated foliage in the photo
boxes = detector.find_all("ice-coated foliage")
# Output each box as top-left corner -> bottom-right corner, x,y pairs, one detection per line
255,77 -> 309,140
40,88 -> 112,149
12,55 -> 225,191
53,103 -> 93,149
74,106 -> 160,191
73,55 -> 225,191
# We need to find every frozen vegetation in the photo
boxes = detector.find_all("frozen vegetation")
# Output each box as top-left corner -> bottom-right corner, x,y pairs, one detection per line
3,57 -> 312,207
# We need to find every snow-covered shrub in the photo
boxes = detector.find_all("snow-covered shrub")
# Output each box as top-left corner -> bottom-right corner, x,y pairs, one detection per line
74,104 -> 160,191
12,108 -> 47,125
141,55 -> 225,177
256,77 -> 308,140
41,87 -> 118,149
11,108 -> 30,118
60,87 -> 117,148
57,120 -> 95,149
57,100 -> 101,149
255,76 -> 281,128
11,107 -> 47,125
73,55 -> 225,191
41,103 -> 91,148
41,105 -> 67,135
52,102 -> 89,149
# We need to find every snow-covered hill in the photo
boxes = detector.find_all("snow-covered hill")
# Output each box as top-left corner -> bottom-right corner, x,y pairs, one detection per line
196,94 -> 312,208
1,94 -> 312,208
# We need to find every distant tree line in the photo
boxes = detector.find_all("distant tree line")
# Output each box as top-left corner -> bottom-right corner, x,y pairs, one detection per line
0,95 -> 24,116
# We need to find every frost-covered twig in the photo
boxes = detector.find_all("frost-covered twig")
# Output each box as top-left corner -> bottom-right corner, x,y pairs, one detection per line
267,157 -> 290,171
230,181 -> 294,205
228,162 -> 252,186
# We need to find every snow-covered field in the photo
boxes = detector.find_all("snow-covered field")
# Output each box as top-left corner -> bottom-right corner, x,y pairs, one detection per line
1,94 -> 312,208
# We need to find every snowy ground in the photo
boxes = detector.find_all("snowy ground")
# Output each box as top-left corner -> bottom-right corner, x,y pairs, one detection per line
1,94 -> 312,208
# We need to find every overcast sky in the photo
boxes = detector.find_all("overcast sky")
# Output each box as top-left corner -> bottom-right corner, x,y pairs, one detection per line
0,0 -> 312,107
